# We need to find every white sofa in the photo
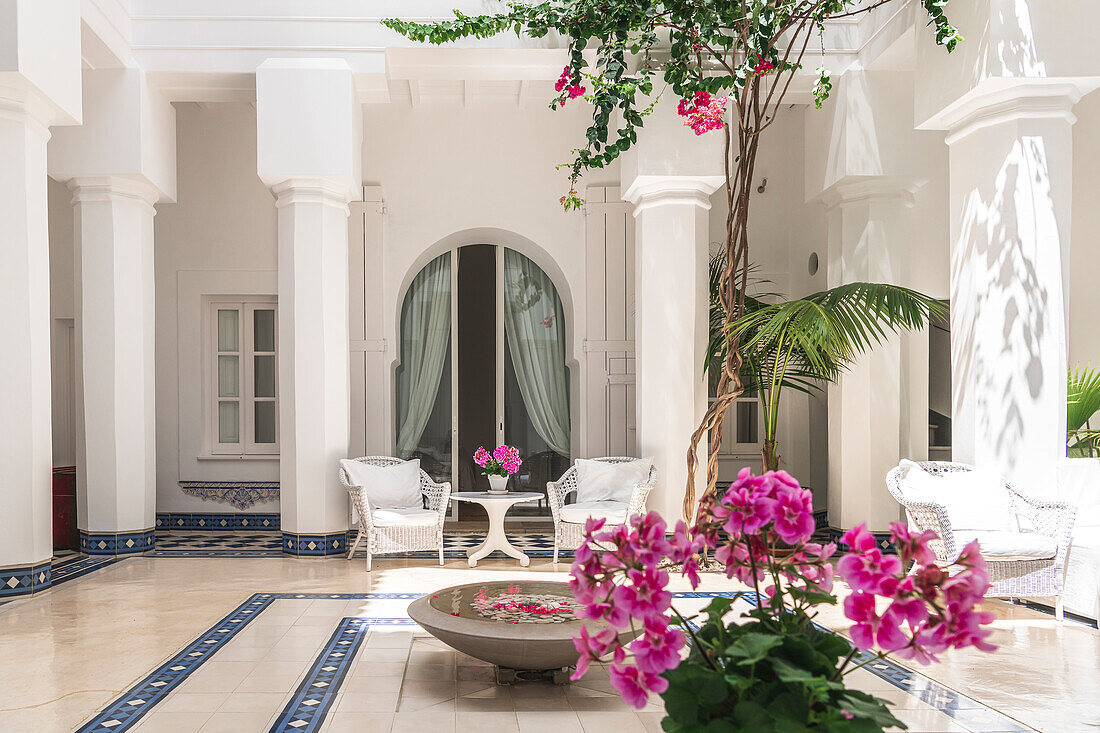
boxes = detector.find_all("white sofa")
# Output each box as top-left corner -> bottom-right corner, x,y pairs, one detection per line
1056,458 -> 1100,621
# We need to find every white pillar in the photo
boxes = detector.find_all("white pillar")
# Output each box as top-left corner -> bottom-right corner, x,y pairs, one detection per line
821,179 -> 920,532
0,0 -> 80,594
69,177 -> 159,554
0,87 -> 55,592
944,84 -> 1079,491
257,59 -> 361,555
273,180 -> 353,553
624,177 -> 719,523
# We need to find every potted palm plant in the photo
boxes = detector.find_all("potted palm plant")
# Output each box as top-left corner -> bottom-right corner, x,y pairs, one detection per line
1068,363 -> 1100,458
708,258 -> 947,471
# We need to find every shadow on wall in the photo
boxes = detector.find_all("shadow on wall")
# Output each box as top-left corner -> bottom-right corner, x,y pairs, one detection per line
951,134 -> 1059,480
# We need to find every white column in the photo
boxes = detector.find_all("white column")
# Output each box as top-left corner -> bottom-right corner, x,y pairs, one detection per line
0,88 -> 55,588
274,179 -> 353,552
624,178 -> 719,523
821,179 -> 920,532
257,59 -> 361,555
945,84 -> 1079,491
69,177 -> 159,553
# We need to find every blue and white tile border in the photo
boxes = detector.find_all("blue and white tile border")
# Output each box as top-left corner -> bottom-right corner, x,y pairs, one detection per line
78,528 -> 155,556
282,531 -> 347,556
0,560 -> 51,599
72,590 -> 1037,733
269,617 -> 417,733
156,512 -> 281,531
179,481 -> 279,510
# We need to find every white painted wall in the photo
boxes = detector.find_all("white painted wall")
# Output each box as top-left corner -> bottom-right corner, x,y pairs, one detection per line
153,103 -> 279,513
48,178 -> 76,468
1069,90 -> 1100,370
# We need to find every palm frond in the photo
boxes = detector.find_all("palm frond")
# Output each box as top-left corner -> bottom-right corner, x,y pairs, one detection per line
1068,363 -> 1100,434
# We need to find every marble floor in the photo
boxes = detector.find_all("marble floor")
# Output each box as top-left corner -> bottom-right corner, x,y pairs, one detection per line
0,551 -> 1096,733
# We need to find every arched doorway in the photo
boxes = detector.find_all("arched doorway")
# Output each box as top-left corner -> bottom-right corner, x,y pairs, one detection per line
395,244 -> 571,517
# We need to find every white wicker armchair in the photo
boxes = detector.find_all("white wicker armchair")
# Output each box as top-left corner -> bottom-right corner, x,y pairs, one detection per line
547,457 -> 657,564
339,456 -> 451,571
887,461 -> 1076,619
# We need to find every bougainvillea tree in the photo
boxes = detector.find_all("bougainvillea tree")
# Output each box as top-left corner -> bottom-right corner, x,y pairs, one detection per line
385,1 -> 960,521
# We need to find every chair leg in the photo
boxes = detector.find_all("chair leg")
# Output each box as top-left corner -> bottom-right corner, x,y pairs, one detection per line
347,532 -> 362,561
439,537 -> 445,566
553,546 -> 559,565
1056,597 -> 1065,622
366,549 -> 372,573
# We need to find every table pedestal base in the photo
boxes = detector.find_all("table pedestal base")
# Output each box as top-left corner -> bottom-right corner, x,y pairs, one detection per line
466,500 -> 530,567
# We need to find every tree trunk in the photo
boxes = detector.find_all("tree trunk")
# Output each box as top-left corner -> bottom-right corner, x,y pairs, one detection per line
761,439 -> 779,473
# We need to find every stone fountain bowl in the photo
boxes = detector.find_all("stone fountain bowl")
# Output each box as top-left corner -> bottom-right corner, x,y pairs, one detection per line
408,580 -> 635,671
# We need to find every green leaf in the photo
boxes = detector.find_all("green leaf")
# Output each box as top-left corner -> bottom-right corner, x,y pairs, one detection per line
727,633 -> 783,666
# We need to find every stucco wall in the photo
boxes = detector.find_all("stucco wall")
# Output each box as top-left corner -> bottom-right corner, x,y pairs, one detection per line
153,103 -> 279,513
1070,89 -> 1100,370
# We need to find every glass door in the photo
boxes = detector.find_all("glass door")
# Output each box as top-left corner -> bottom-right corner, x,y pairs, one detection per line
396,245 -> 570,520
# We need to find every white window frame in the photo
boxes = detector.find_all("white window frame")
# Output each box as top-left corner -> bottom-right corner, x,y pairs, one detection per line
204,296 -> 279,456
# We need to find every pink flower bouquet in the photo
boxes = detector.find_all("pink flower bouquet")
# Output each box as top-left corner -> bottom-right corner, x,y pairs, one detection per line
473,445 -> 522,478
569,468 -> 996,730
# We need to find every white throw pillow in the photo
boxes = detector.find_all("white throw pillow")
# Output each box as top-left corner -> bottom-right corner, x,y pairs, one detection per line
898,459 -> 1015,531
340,459 -> 423,509
575,458 -> 653,504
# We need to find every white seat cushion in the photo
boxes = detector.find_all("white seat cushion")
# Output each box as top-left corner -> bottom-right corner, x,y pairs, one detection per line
954,530 -> 1057,561
560,500 -> 628,525
370,507 -> 439,528
899,460 -> 1015,531
575,458 -> 652,503
340,459 -> 423,509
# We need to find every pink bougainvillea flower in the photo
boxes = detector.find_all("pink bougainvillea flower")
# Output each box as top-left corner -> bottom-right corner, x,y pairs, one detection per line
676,90 -> 728,135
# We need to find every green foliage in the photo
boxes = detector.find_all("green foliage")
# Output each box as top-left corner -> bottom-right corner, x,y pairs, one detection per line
1068,363 -> 1100,457
710,272 -> 946,469
659,598 -> 905,733
383,1 -> 959,198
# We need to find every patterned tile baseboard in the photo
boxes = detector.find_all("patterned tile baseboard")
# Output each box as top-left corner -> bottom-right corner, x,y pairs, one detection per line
155,512 -> 280,531
282,532 -> 347,556
79,529 -> 156,556
151,531 -> 576,559
0,560 -> 51,599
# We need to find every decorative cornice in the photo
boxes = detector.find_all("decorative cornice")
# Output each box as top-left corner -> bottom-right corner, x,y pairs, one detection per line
936,81 -> 1087,147
67,175 -> 163,213
270,177 -> 354,213
180,481 -> 279,510
621,175 -> 724,216
0,84 -> 54,142
816,175 -> 925,212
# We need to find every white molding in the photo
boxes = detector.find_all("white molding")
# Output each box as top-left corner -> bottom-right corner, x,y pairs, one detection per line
914,80 -> 1096,144
816,175 -> 925,211
67,175 -> 163,212
270,178 -> 353,213
622,175 -> 724,216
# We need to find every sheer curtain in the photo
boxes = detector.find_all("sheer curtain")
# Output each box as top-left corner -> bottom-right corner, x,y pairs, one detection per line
396,253 -> 451,457
503,249 -> 570,457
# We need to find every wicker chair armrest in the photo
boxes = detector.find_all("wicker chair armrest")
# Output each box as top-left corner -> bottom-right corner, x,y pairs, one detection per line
422,479 -> 451,514
547,481 -> 576,521
627,484 -> 653,519
1008,489 -> 1076,550
341,476 -> 375,529
898,498 -> 956,564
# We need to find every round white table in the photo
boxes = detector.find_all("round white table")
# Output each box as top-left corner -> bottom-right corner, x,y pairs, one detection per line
450,492 -> 542,567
